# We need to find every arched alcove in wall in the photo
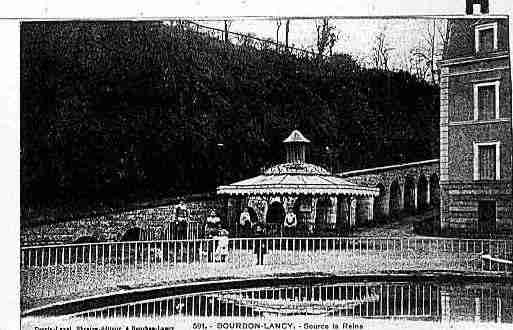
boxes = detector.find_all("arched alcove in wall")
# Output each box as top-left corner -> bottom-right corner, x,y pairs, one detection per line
373,183 -> 386,219
417,174 -> 428,210
74,236 -> 98,244
404,176 -> 416,210
389,179 -> 402,216
429,173 -> 440,208
120,227 -> 143,241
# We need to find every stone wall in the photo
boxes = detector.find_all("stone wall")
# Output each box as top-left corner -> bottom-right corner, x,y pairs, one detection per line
21,196 -> 226,246
339,160 -> 440,219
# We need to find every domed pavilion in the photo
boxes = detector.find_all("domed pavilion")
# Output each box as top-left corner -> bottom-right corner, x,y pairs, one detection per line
217,130 -> 379,236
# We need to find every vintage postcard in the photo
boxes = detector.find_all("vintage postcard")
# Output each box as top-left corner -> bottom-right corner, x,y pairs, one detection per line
6,0 -> 513,329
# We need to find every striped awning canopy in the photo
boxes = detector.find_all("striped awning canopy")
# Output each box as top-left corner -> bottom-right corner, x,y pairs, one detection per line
217,162 -> 379,197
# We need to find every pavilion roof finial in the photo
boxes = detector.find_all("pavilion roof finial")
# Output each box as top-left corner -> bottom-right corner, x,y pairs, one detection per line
283,130 -> 311,144
283,130 -> 310,164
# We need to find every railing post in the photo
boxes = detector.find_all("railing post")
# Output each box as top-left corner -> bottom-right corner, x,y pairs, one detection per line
161,240 -> 164,269
54,247 -> 59,296
400,238 -> 404,265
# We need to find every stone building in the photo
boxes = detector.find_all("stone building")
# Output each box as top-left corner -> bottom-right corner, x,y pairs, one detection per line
439,13 -> 512,235
217,130 -> 379,236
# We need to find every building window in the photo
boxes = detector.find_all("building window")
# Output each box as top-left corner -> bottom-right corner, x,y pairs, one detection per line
473,142 -> 500,181
473,81 -> 500,121
478,201 -> 496,234
478,145 -> 495,179
475,23 -> 498,53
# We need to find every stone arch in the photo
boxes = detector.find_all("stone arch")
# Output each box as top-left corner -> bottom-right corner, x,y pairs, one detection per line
373,183 -> 387,220
120,227 -> 143,241
293,195 -> 312,227
315,196 -> 333,230
72,228 -> 104,243
74,236 -> 99,244
429,173 -> 440,208
404,176 -> 416,210
266,201 -> 286,224
389,179 -> 402,216
417,174 -> 429,210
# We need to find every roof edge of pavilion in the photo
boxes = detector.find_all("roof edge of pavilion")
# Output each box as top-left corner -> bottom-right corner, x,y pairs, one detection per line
216,184 -> 380,197
217,130 -> 379,198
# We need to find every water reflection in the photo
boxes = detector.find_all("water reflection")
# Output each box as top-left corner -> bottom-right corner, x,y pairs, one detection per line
73,281 -> 512,323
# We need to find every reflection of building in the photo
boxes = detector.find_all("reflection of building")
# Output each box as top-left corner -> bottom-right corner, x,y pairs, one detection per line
215,290 -> 380,316
440,284 -> 512,323
71,281 -> 512,322
217,130 -> 379,235
439,13 -> 512,235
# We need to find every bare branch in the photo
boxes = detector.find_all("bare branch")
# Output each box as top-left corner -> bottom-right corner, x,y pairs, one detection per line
315,18 -> 339,58
371,29 -> 393,70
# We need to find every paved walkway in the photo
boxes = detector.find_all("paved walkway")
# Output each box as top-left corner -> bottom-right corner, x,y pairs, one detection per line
352,211 -> 435,238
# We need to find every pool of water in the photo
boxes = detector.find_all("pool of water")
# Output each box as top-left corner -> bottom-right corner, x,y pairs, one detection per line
45,277 -> 512,324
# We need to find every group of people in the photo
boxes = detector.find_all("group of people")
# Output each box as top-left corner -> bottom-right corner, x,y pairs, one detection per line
169,199 -> 191,240
239,207 -> 299,237
175,201 -> 302,238
171,201 -> 305,265
173,199 -> 227,237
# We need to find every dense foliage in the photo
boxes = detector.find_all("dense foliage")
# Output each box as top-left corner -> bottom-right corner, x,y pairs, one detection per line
21,21 -> 439,214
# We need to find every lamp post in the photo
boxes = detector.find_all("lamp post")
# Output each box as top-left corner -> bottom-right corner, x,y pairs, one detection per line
215,143 -> 224,187
325,146 -> 334,173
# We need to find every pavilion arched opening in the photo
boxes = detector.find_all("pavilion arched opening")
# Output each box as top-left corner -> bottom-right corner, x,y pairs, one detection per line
429,174 -> 440,208
247,206 -> 258,224
293,196 -> 312,234
266,201 -> 286,235
389,180 -> 402,216
315,197 -> 333,232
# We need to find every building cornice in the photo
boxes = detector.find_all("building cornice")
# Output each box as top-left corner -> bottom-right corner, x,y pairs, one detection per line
438,52 -> 509,67
448,118 -> 510,127
338,159 -> 439,177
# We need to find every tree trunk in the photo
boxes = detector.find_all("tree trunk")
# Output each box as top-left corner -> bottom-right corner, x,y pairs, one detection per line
224,20 -> 229,43
285,20 -> 290,49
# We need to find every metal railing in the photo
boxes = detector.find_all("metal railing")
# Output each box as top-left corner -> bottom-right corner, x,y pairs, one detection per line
20,236 -> 512,310
235,222 -> 341,237
159,221 -> 202,241
174,20 -> 320,60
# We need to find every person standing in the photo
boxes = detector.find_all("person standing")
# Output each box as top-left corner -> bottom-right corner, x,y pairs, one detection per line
253,222 -> 267,265
174,199 -> 190,240
205,210 -> 222,262
283,211 -> 297,237
215,229 -> 229,262
206,210 -> 222,235
239,207 -> 252,237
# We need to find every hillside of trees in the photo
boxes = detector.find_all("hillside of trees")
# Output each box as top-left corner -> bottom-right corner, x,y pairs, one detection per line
21,21 -> 439,217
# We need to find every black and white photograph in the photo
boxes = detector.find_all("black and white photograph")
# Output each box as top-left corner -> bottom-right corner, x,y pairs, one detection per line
2,0 -> 513,329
